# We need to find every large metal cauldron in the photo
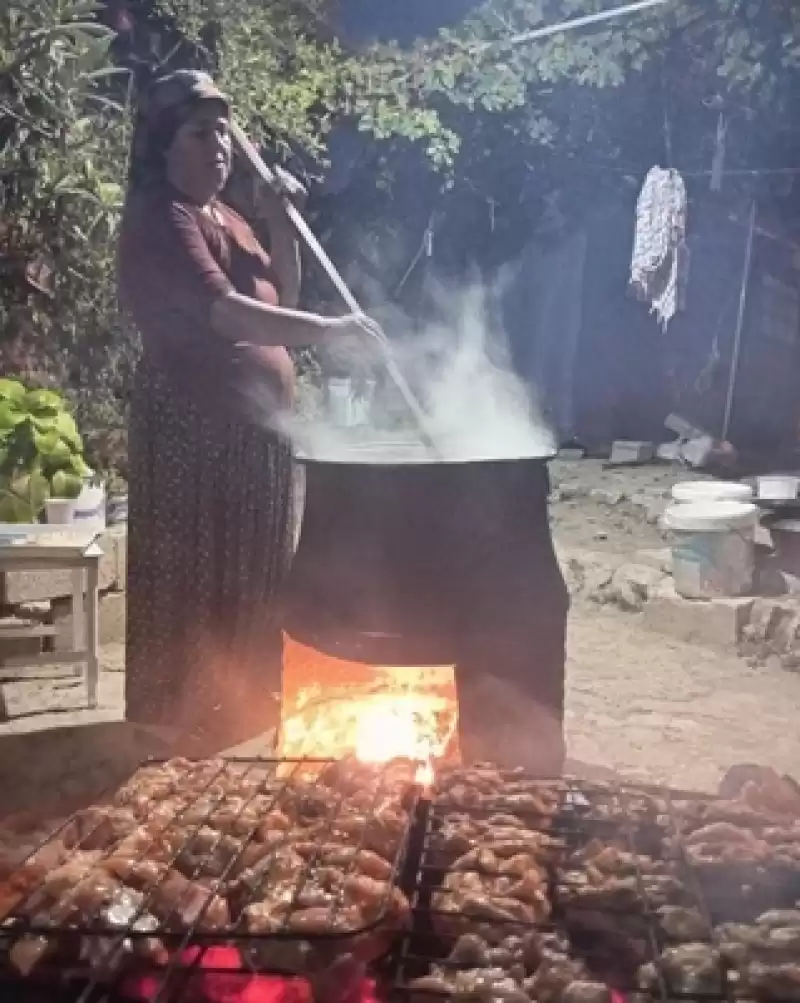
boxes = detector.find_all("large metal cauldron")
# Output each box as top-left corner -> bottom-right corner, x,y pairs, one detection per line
284,453 -> 569,768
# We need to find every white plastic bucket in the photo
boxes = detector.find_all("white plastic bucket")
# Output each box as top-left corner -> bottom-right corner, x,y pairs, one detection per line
663,500 -> 759,599
757,475 -> 799,501
671,480 -> 753,505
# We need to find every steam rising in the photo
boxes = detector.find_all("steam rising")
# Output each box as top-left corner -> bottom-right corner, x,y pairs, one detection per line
281,279 -> 556,464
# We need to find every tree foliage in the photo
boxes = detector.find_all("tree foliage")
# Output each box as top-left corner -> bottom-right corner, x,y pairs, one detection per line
0,0 -> 138,478
2,0 -> 800,474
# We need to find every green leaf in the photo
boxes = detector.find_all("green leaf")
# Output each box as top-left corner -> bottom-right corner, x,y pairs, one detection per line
50,469 -> 83,499
0,492 -> 34,524
0,403 -> 25,432
69,454 -> 92,478
25,389 -> 64,416
0,379 -> 26,404
33,430 -> 73,463
55,412 -> 83,449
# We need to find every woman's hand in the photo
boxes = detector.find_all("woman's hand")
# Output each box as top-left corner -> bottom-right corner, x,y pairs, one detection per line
318,313 -> 388,372
325,312 -> 386,344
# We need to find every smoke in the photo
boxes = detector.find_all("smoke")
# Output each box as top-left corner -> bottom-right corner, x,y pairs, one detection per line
276,276 -> 557,463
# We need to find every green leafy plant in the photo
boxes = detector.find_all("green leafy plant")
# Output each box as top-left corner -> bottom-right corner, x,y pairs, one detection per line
0,0 -> 139,477
0,378 -> 91,522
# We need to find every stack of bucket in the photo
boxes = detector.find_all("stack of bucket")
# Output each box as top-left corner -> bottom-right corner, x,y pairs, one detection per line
663,481 -> 758,599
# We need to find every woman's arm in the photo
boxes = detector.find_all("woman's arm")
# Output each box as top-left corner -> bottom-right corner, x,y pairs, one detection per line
211,291 -> 326,347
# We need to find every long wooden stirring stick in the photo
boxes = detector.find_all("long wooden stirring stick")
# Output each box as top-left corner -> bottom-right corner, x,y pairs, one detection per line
230,120 -> 440,456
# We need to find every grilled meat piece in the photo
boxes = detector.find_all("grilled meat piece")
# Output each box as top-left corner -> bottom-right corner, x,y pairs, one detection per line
640,943 -> 724,996
657,905 -> 710,942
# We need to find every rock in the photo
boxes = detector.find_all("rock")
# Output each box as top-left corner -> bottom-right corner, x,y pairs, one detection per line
635,548 -> 672,574
765,654 -> 784,674
772,610 -> 800,653
557,484 -> 585,501
745,600 -> 782,644
781,653 -> 800,672
589,488 -> 626,507
604,563 -> 668,612
646,501 -> 668,526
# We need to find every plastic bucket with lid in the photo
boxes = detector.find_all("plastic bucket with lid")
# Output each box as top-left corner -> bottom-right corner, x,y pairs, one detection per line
756,475 -> 799,501
671,480 -> 753,505
663,500 -> 759,599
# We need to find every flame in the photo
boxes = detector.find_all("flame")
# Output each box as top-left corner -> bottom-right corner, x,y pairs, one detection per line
414,759 -> 435,789
354,697 -> 431,764
280,633 -> 460,767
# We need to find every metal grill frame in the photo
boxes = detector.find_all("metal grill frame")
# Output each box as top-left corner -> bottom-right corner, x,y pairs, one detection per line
0,756 -> 422,1002
391,772 -> 800,1003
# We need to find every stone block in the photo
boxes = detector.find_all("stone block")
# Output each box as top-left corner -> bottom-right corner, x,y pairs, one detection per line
0,528 -> 127,604
642,584 -> 754,649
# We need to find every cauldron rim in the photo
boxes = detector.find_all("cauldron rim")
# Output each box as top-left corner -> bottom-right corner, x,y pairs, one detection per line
294,450 -> 557,468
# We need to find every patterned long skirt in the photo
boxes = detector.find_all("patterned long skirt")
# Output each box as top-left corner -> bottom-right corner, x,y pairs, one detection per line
125,361 -> 294,748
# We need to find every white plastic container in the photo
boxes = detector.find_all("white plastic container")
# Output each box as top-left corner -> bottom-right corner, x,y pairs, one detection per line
663,500 -> 759,599
756,475 -> 799,501
71,478 -> 106,534
45,498 -> 74,525
326,378 -> 356,428
671,480 -> 753,505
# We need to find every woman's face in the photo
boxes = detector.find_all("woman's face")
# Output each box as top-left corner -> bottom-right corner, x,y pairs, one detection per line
165,101 -> 232,204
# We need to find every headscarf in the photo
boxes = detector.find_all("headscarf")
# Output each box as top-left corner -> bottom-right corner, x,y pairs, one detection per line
127,70 -> 230,191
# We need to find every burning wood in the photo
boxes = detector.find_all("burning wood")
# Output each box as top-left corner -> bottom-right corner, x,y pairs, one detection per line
280,634 -> 459,767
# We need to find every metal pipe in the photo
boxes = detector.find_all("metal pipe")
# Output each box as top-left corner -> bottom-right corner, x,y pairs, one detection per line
495,0 -> 668,50
722,199 -> 757,441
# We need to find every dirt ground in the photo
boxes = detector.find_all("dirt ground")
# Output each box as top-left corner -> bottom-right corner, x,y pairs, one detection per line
2,459 -> 800,796
566,605 -> 800,792
549,459 -> 800,792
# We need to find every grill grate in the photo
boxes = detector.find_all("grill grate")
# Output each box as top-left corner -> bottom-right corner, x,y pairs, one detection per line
390,769 -> 800,1003
0,756 -> 421,1003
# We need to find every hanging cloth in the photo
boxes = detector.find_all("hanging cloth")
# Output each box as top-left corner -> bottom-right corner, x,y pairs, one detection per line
629,166 -> 689,330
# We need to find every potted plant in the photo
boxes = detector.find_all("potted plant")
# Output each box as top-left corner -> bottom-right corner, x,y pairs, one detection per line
0,378 -> 92,523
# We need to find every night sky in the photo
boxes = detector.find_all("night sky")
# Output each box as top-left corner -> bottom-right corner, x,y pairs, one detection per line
340,0 -> 482,43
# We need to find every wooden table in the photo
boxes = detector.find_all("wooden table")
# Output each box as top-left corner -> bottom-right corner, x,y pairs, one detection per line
0,532 -> 103,709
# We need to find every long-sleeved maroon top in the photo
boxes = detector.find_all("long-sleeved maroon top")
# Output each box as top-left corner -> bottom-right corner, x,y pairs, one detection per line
118,184 -> 295,418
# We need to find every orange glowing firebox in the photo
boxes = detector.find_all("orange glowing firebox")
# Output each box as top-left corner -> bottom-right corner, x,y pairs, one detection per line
279,632 -> 460,767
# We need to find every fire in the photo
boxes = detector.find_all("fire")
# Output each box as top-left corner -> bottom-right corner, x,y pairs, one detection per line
354,698 -> 432,764
280,633 -> 460,767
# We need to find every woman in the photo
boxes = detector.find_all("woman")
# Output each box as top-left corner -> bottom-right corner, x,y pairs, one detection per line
118,71 -> 373,751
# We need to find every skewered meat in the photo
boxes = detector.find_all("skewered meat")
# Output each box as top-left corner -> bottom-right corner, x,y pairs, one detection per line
0,755 -> 416,980
639,943 -> 724,996
408,928 -> 607,1003
436,766 -> 562,820
657,905 -> 710,942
